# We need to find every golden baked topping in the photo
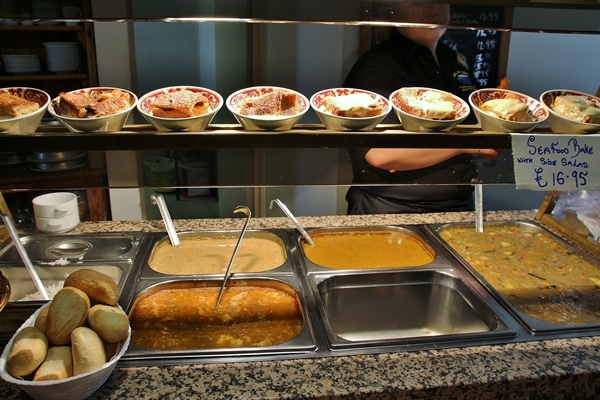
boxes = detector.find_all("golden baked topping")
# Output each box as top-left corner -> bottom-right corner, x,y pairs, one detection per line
150,89 -> 210,118
0,92 -> 40,119
58,89 -> 131,118
400,89 -> 457,120
238,90 -> 299,116
321,93 -> 384,118
481,98 -> 533,122
552,95 -> 600,124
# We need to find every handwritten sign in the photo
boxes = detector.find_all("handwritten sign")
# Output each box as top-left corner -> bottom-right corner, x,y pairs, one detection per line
511,133 -> 600,191
443,6 -> 504,88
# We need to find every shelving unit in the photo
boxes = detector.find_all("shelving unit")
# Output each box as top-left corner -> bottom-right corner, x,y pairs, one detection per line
0,0 -> 97,96
0,0 -> 598,214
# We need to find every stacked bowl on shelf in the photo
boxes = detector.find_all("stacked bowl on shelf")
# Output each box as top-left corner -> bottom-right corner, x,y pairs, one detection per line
43,42 -> 81,73
1,55 -> 42,75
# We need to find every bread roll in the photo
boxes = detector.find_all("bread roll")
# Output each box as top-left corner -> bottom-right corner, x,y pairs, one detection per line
46,287 -> 90,345
71,327 -> 106,376
88,304 -> 129,343
103,341 -> 120,361
64,268 -> 119,306
33,346 -> 73,381
34,306 -> 49,334
6,326 -> 48,377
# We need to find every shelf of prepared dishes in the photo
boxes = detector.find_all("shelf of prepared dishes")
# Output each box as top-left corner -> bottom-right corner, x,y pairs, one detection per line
1,85 -> 598,153
1,212 -> 600,397
14,0 -> 598,33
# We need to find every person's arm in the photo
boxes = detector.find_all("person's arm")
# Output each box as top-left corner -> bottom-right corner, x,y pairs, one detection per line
364,148 -> 498,171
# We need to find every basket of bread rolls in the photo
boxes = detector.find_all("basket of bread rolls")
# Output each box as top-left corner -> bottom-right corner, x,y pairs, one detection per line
0,269 -> 131,400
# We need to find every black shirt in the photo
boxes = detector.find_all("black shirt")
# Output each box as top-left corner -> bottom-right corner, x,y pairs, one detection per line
344,29 -> 479,214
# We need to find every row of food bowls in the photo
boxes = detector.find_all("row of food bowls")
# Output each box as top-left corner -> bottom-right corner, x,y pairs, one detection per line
1,85 -> 599,134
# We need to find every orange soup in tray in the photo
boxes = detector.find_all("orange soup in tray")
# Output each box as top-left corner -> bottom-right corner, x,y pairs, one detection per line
301,227 -> 435,269
438,222 -> 600,325
130,282 -> 303,350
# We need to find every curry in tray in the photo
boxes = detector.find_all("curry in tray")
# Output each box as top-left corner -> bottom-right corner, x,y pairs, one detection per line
439,223 -> 600,325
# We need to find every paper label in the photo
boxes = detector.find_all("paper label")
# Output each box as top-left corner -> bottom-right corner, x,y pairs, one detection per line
510,133 -> 600,191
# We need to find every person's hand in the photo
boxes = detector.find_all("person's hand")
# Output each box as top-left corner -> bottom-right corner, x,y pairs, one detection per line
465,148 -> 499,161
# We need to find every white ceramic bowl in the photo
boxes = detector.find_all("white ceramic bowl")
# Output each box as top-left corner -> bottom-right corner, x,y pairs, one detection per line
32,192 -> 78,219
389,87 -> 470,132
0,87 -> 50,134
0,303 -> 131,400
137,86 -> 223,131
540,89 -> 600,134
469,88 -> 548,133
35,213 -> 80,233
226,86 -> 309,131
310,88 -> 391,131
48,87 -> 137,132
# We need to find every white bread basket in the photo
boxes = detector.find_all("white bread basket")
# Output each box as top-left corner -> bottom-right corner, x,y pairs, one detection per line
0,302 -> 130,400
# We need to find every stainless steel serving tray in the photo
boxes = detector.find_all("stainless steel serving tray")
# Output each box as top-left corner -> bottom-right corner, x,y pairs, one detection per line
426,220 -> 600,335
308,268 -> 515,350
0,233 -> 144,264
297,225 -> 452,275
0,233 -> 145,347
121,276 -> 317,364
138,230 -> 297,279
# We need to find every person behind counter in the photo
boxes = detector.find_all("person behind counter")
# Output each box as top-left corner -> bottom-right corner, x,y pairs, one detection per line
344,2 -> 498,215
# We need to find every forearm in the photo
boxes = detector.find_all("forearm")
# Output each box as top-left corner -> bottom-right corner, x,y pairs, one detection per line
363,148 -> 465,171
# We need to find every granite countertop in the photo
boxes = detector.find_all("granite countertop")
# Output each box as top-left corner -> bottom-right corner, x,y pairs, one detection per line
3,210 -> 600,399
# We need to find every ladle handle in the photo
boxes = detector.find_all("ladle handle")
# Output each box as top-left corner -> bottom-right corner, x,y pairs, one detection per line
474,182 -> 484,233
270,199 -> 314,246
150,193 -> 180,246
1,214 -> 49,300
215,206 -> 251,307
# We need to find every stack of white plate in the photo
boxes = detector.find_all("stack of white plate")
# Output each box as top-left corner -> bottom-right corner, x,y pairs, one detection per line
1,54 -> 42,75
43,42 -> 81,73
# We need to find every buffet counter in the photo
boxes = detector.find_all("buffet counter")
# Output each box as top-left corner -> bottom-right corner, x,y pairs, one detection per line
2,210 -> 600,399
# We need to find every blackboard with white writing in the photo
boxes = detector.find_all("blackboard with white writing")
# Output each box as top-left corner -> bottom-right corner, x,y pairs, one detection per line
443,5 -> 505,88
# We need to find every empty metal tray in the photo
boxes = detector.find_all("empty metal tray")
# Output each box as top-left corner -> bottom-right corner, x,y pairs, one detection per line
310,269 -> 514,349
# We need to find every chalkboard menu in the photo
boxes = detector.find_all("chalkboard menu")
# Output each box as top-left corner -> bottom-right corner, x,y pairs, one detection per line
443,5 -> 506,88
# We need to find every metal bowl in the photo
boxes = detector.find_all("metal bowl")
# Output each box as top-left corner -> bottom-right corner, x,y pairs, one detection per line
28,152 -> 86,163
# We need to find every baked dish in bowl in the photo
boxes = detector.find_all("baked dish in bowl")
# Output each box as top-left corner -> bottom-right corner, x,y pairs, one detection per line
469,88 -> 548,133
540,89 -> 600,134
48,87 -> 137,132
226,86 -> 309,130
137,86 -> 223,131
390,87 -> 470,132
0,87 -> 50,134
310,88 -> 391,131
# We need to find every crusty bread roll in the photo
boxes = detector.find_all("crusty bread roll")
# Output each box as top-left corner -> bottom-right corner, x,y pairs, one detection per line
33,346 -> 73,381
64,268 -> 119,306
34,306 -> 49,334
6,326 -> 48,377
46,287 -> 90,345
103,341 -> 120,361
88,304 -> 129,343
71,327 -> 106,376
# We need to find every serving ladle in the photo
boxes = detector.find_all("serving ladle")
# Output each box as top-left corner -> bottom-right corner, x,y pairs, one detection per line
269,198 -> 314,246
473,180 -> 484,233
150,193 -> 180,246
1,213 -> 49,301
215,205 -> 251,308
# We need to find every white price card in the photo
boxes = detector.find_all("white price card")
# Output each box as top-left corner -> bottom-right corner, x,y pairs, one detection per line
510,133 -> 600,191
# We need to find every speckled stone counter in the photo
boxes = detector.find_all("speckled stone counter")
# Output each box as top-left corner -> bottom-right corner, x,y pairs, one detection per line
3,211 -> 600,399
